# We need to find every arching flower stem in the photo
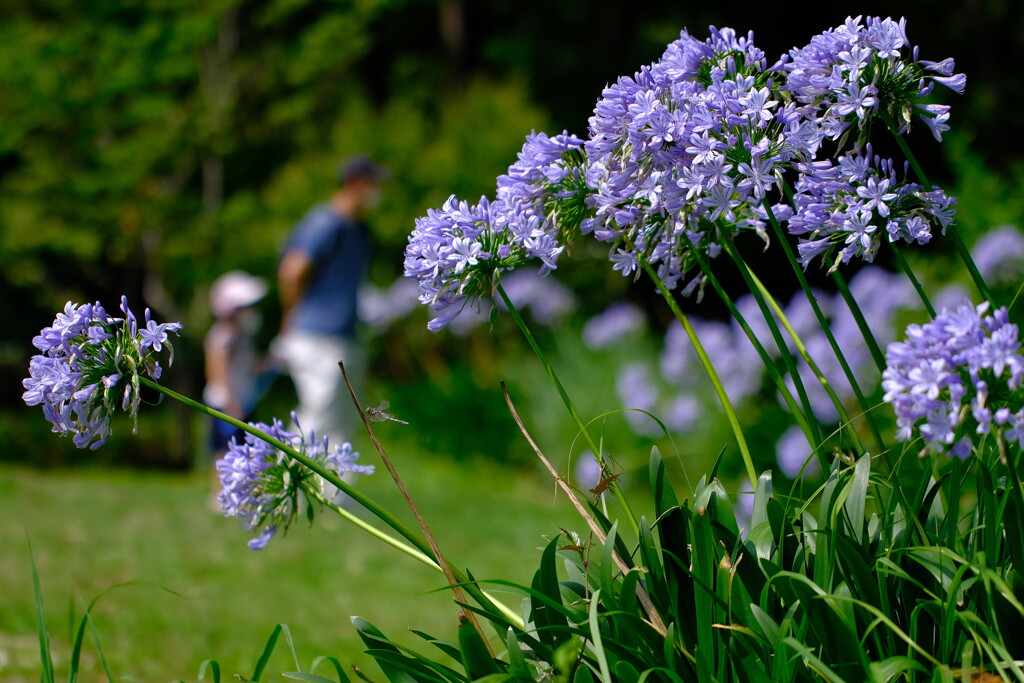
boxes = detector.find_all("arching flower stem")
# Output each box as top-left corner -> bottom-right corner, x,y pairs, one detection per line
679,231 -> 823,451
141,375 -> 526,632
831,269 -> 887,372
636,253 -> 759,487
761,200 -> 887,456
890,244 -> 936,316
884,112 -> 992,304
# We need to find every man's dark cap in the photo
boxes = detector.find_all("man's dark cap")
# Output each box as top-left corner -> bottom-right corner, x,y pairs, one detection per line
338,155 -> 389,184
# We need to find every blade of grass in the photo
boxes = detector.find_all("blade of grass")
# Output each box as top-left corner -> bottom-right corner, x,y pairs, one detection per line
587,589 -> 613,683
196,660 -> 222,683
250,624 -> 299,681
309,656 -> 351,683
28,534 -> 55,683
84,612 -> 115,683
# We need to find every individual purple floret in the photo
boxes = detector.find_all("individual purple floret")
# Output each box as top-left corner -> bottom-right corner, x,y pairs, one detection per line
882,300 -> 1024,456
23,298 -> 181,450
217,414 -> 374,550
782,15 -> 965,143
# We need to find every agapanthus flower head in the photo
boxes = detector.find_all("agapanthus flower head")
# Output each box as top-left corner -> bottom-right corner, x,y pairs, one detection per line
405,192 -> 573,332
23,298 -> 181,449
583,25 -> 811,298
782,16 -> 965,144
882,300 -> 1024,456
497,131 -> 587,217
217,414 -> 374,550
406,131 -> 589,331
786,147 -> 956,270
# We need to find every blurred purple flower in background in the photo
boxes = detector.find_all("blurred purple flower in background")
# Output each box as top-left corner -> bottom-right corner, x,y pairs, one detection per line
665,394 -> 701,433
776,425 -> 821,479
660,323 -> 693,385
689,318 -> 763,403
573,450 -> 602,491
583,302 -> 645,350
770,267 -> 913,423
933,283 -> 971,313
616,362 -> 663,437
361,277 -> 422,331
497,270 -> 578,325
971,224 -> 1024,285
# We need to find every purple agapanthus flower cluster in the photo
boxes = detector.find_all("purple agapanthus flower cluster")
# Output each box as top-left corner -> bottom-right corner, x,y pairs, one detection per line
782,15 -> 965,144
22,297 -> 181,450
217,414 -> 374,550
583,26 -> 807,295
405,132 -> 585,330
882,301 -> 1024,457
406,18 -> 965,329
786,147 -> 956,269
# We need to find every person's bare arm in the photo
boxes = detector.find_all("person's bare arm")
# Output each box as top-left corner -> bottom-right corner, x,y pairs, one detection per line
278,250 -> 315,332
205,327 -> 242,418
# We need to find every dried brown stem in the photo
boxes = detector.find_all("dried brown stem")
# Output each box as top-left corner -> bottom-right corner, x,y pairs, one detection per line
338,361 -> 493,655
500,381 -> 668,636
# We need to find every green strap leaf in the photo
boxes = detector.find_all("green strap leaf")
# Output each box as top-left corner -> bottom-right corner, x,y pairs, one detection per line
458,617 -> 499,679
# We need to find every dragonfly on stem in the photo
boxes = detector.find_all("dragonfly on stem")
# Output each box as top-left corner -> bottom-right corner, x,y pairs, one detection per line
365,399 -> 408,424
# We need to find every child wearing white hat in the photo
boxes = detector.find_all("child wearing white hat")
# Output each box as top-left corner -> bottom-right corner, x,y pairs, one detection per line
204,270 -> 269,455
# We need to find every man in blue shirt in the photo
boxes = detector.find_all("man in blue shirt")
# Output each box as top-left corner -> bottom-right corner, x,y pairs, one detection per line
276,156 -> 385,454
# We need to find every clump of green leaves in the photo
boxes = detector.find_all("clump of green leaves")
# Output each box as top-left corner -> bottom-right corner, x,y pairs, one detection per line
353,446 -> 1024,682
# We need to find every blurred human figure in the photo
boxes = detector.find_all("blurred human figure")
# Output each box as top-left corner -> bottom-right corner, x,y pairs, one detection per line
204,270 -> 269,457
275,155 -> 386,455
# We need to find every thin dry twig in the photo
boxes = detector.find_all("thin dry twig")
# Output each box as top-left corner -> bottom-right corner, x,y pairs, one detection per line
500,381 -> 668,637
338,361 -> 493,655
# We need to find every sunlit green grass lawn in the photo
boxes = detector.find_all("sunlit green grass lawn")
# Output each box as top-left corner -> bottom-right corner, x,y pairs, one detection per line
0,440 -> 587,682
